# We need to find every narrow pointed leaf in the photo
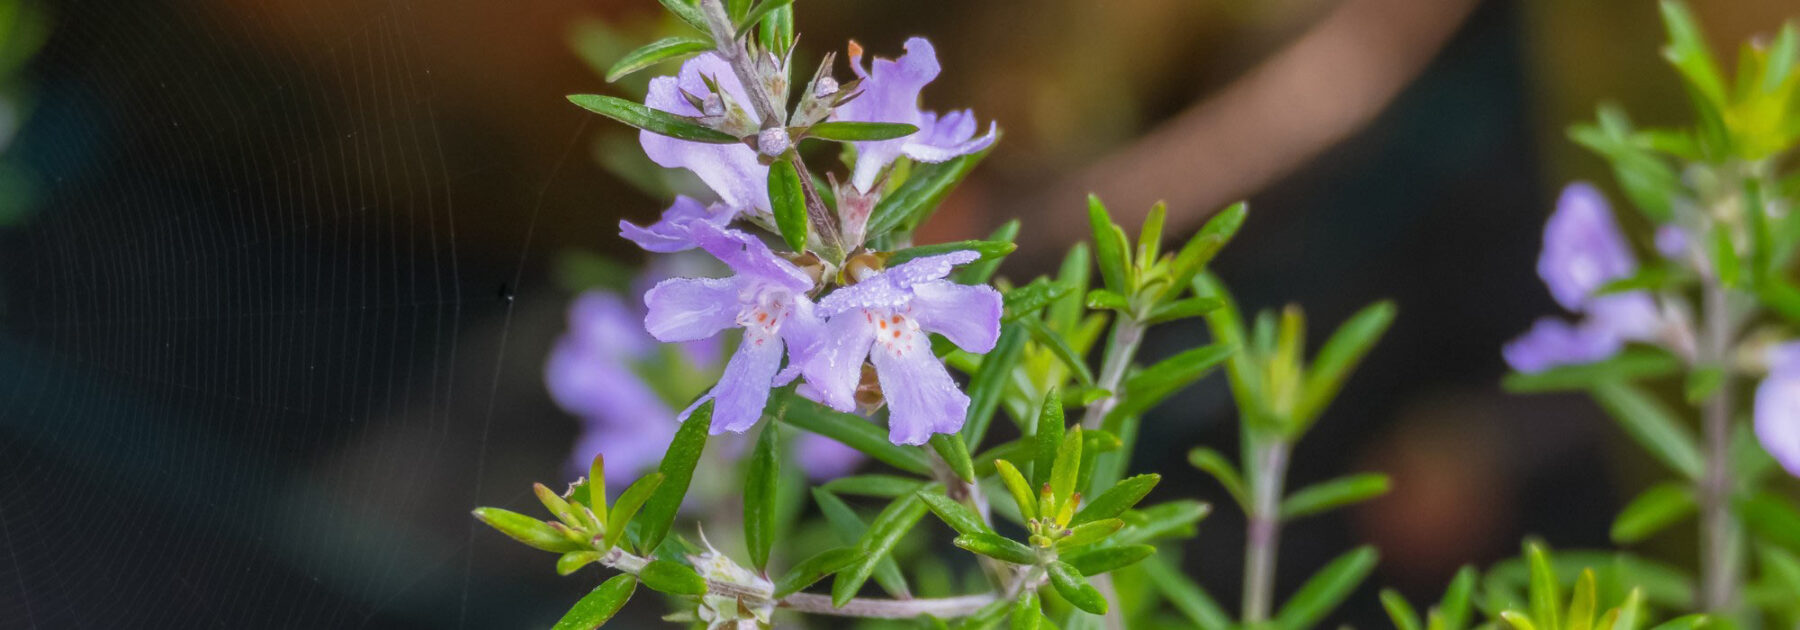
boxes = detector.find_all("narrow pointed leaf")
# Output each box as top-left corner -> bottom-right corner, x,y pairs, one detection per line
745,423 -> 780,569
1011,589 -> 1041,630
1501,350 -> 1683,393
604,473 -> 664,550
1003,278 -> 1073,323
636,401 -> 712,553
1143,553 -> 1233,630
472,508 -> 583,553
774,547 -> 860,597
1062,544 -> 1154,576
734,0 -> 794,38
1527,542 -> 1562,630
1295,301 -> 1395,426
1590,381 -> 1705,479
552,574 -> 637,630
1567,569 -> 1598,630
779,393 -> 932,475
1112,343 -> 1235,419
833,492 -> 931,606
1050,427 -> 1083,510
1048,561 -> 1108,615
1071,473 -> 1159,526
955,220 -> 1019,285
653,0 -> 711,33
953,532 -> 1038,565
768,157 -> 809,251
961,324 -> 1028,445
1610,482 -> 1696,544
1272,545 -> 1379,630
930,433 -> 976,483
1439,566 -> 1477,630
822,474 -> 928,498
1032,390 -> 1068,488
605,36 -> 712,82
1087,196 -> 1133,295
813,489 -> 911,598
808,121 -> 919,141
567,94 -> 737,143
1114,500 -> 1210,545
1380,590 -> 1422,630
1021,319 -> 1095,386
1188,447 -> 1248,510
640,559 -> 709,596
1280,473 -> 1390,520
995,459 -> 1038,521
866,148 -> 992,239
919,491 -> 992,536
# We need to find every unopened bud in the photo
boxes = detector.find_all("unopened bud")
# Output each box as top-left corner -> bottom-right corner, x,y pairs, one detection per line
701,94 -> 725,119
757,127 -> 791,157
842,252 -> 885,284
814,76 -> 839,99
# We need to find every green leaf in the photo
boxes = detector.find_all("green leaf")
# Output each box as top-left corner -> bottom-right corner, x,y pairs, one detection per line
1294,301 -> 1394,428
557,551 -> 601,576
1439,566 -> 1477,630
755,1 -> 793,52
955,220 -> 1020,285
604,473 -> 664,551
1057,519 -> 1123,548
1610,482 -> 1696,544
1050,426 -> 1084,512
640,559 -> 709,595
653,0 -> 712,33
1589,381 -> 1706,480
1567,569 -> 1598,630
1280,473 -> 1390,520
1273,545 -> 1379,630
605,36 -> 712,82
779,393 -> 933,475
1145,297 -> 1225,324
552,574 -> 637,630
961,324 -> 1029,446
1142,554 -> 1233,630
953,532 -> 1038,565
822,474 -> 929,498
930,433 -> 977,483
1087,196 -> 1134,295
773,547 -> 860,596
745,423 -> 780,569
1500,611 -> 1539,630
1011,589 -> 1041,630
1738,492 -> 1800,553
1114,500 -> 1211,545
1527,542 -> 1562,630
1162,202 -> 1246,300
1658,0 -> 1727,108
1111,343 -> 1235,420
734,0 -> 794,38
919,491 -> 992,536
813,489 -> 912,598
636,401 -> 712,554
1062,544 -> 1155,576
1036,388 -> 1058,486
995,459 -> 1039,521
1647,615 -> 1709,630
535,482 -> 580,530
472,507 -> 583,553
889,240 -> 1017,268
1071,473 -> 1159,526
1380,590 -> 1422,630
1022,320 -> 1096,386
866,148 -> 993,239
1709,226 -> 1740,288
1049,561 -> 1108,615
1003,279 -> 1073,323
834,492 -> 931,606
808,121 -> 920,142
767,157 -> 809,251
566,94 -> 738,143
1084,289 -> 1130,312
1502,350 -> 1683,393
587,454 -> 609,527
1187,447 -> 1248,510
1137,202 -> 1166,269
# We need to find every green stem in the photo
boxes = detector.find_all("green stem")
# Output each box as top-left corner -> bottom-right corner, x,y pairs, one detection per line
1081,317 -> 1146,430
1697,280 -> 1741,612
1242,437 -> 1291,624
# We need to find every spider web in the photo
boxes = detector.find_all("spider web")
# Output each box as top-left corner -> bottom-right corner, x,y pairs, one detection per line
0,0 -> 622,627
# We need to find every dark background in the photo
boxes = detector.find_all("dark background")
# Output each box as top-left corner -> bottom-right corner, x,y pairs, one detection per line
0,0 -> 1794,627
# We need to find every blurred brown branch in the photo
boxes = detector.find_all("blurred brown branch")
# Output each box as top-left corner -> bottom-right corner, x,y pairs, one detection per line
997,0 -> 1480,261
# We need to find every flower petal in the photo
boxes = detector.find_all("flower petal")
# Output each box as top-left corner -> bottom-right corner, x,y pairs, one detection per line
815,250 -> 979,317
642,54 -> 770,212
838,37 -> 942,192
620,196 -> 737,253
871,334 -> 968,445
1501,316 -> 1622,374
644,276 -> 745,342
799,312 -> 877,412
909,280 -> 1001,352
689,221 -> 814,292
1538,183 -> 1637,312
1755,370 -> 1800,478
902,110 -> 995,163
707,327 -> 787,434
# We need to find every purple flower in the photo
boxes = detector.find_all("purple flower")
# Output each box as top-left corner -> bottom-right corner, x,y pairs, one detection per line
1538,183 -> 1638,311
628,53 -> 768,251
547,292 -> 681,485
1504,183 -> 1664,374
621,195 -> 737,253
644,222 -> 820,434
834,38 -> 997,193
796,433 -> 865,480
801,251 -> 1001,445
1755,342 -> 1800,478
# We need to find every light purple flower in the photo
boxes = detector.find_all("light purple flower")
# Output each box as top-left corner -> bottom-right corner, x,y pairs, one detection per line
1538,183 -> 1638,311
834,38 -> 997,193
547,292 -> 681,484
1655,225 -> 1689,259
637,53 -> 768,222
644,222 -> 820,434
796,433 -> 865,480
1504,183 -> 1665,373
801,251 -> 1001,445
620,195 -> 737,253
1755,342 -> 1800,478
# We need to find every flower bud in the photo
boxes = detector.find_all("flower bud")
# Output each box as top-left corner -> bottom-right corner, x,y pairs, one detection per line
814,76 -> 839,99
757,127 -> 791,157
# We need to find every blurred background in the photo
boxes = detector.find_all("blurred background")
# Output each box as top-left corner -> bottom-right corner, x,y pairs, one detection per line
0,0 -> 1796,627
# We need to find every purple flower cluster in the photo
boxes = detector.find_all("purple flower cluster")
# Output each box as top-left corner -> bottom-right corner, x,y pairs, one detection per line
547,260 -> 862,484
1503,184 -> 1664,373
599,39 -> 1001,450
